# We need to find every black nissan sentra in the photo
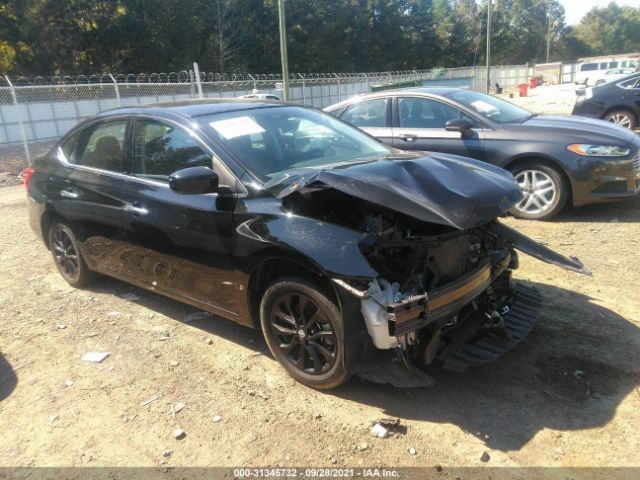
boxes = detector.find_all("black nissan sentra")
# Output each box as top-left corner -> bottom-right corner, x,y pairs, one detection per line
24,100 -> 589,389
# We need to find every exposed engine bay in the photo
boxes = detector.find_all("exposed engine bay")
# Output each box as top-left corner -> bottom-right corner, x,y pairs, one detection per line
284,189 -> 586,382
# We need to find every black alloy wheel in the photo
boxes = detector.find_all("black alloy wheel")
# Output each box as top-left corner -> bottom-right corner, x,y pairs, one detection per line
48,222 -> 97,287
269,292 -> 338,375
259,278 -> 351,389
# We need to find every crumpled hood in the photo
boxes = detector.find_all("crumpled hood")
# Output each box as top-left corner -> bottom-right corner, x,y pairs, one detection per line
264,152 -> 523,230
516,115 -> 637,145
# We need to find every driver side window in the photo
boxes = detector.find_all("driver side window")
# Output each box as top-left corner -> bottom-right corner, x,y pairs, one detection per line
133,119 -> 212,181
398,97 -> 477,129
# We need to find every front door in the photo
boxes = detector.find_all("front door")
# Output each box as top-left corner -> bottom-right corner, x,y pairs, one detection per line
391,96 -> 486,161
113,117 -> 242,321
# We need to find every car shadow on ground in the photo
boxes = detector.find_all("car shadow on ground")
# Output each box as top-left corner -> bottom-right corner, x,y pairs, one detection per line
87,277 -> 640,453
0,353 -> 17,403
330,280 -> 640,451
551,195 -> 640,223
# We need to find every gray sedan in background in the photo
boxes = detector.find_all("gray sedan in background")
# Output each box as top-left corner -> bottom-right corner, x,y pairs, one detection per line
325,88 -> 640,220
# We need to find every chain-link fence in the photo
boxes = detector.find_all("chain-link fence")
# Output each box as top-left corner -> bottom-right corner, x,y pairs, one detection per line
0,65 -> 529,176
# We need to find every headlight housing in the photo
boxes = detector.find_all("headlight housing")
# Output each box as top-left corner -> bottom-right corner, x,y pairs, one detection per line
567,144 -> 631,156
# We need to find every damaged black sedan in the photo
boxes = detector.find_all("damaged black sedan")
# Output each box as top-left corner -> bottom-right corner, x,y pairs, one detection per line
25,100 -> 589,389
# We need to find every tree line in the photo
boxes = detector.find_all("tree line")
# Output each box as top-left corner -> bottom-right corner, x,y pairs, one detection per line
1,0 -> 639,76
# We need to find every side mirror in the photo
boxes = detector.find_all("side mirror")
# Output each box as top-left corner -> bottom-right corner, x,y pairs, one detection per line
445,118 -> 474,136
169,166 -> 219,194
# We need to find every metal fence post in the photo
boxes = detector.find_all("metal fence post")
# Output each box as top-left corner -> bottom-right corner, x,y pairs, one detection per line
248,74 -> 257,91
336,74 -> 341,102
5,76 -> 31,167
193,62 -> 204,99
109,73 -> 122,107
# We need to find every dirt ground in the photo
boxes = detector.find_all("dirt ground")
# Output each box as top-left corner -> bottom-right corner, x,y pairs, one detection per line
1,183 -> 640,470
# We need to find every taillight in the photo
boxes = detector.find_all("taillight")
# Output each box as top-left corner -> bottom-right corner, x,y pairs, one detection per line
22,167 -> 34,190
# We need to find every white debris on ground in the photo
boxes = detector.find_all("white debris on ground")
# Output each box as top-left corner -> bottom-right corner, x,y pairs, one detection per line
120,293 -> 140,301
184,311 -> 213,322
81,351 -> 110,363
370,423 -> 389,439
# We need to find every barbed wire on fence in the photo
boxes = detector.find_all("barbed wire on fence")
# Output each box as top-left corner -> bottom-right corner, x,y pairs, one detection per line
3,65 -> 530,86
0,64 -> 535,175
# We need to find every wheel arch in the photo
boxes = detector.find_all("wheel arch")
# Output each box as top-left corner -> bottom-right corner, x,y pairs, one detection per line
602,106 -> 638,125
503,155 -> 574,206
40,210 -> 65,250
245,251 -> 343,330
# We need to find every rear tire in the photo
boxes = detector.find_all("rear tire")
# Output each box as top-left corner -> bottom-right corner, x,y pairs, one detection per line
508,162 -> 568,220
48,222 -> 97,288
604,110 -> 637,130
259,277 -> 352,389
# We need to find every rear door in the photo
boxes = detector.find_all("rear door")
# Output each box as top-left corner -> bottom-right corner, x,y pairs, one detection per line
47,118 -> 129,258
391,96 -> 486,160
114,116 -> 243,321
337,98 -> 394,145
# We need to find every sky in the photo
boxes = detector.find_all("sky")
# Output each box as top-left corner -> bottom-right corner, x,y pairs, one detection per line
561,0 -> 640,25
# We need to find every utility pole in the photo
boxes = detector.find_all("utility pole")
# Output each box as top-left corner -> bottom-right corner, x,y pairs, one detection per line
278,0 -> 290,101
546,0 -> 552,63
486,0 -> 492,94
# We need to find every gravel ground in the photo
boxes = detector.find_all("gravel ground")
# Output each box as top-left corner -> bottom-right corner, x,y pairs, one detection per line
1,184 -> 640,469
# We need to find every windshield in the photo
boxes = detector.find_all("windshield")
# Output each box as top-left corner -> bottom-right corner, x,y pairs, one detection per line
202,106 -> 391,182
446,90 -> 532,124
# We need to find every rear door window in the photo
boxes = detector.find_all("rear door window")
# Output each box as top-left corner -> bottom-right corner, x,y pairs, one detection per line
341,99 -> 388,128
619,77 -> 640,89
133,119 -> 212,182
74,120 -> 128,172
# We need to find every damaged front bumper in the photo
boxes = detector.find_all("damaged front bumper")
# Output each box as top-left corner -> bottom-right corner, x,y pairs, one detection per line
341,251 -> 512,350
389,253 -> 511,336
333,221 -> 589,365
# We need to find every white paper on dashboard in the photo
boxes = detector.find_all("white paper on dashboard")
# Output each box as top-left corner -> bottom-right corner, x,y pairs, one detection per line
470,100 -> 497,113
210,116 -> 265,139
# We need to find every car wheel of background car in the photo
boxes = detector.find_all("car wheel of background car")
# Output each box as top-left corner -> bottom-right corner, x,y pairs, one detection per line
48,222 -> 97,288
509,162 -> 567,220
604,110 -> 637,130
259,277 -> 350,389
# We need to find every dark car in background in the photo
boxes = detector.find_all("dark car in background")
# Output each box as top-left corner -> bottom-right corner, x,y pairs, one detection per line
24,99 -> 587,389
573,72 -> 640,130
326,88 -> 640,220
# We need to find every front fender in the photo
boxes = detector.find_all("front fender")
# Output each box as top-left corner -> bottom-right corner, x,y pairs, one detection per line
233,213 -> 378,282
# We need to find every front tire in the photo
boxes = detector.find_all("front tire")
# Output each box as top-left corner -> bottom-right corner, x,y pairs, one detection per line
259,277 -> 351,389
48,222 -> 97,288
509,162 -> 568,220
604,110 -> 637,130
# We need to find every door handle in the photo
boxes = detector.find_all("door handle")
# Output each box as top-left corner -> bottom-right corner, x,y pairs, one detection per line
398,134 -> 417,142
125,203 -> 148,216
60,189 -> 79,199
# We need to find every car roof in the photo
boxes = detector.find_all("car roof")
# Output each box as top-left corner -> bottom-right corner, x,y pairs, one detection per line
390,86 -> 465,96
324,87 -> 466,111
95,98 -> 288,120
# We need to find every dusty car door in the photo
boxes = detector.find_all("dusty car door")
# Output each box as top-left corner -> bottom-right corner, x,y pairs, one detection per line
112,117 -> 244,321
337,97 -> 394,145
47,118 -> 129,246
391,96 -> 486,160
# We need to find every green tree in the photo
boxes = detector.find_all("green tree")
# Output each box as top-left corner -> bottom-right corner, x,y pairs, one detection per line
569,3 -> 640,57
